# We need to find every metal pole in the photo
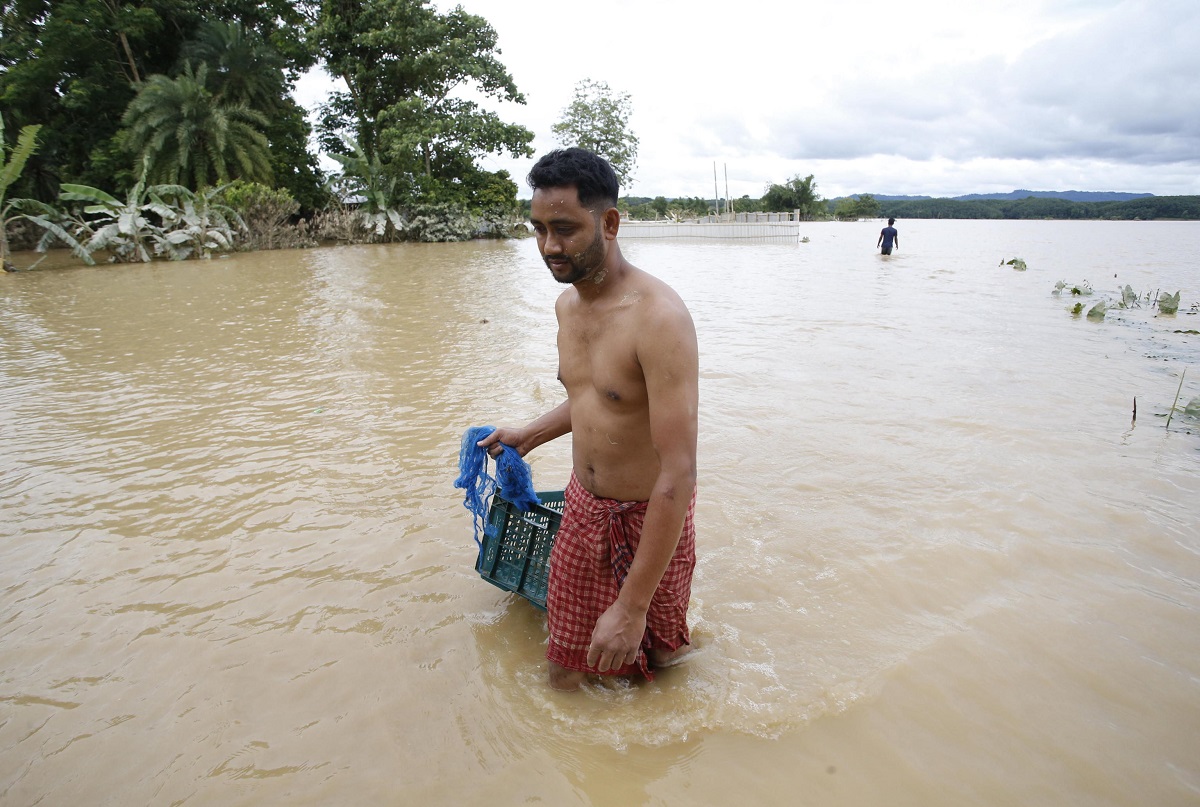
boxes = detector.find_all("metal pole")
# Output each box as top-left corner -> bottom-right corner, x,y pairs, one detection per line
724,163 -> 732,217
713,162 -> 719,219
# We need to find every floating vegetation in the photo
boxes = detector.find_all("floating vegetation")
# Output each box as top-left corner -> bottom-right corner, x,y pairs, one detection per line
1120,284 -> 1140,308
1070,302 -> 1084,316
1086,300 -> 1108,321
1002,257 -> 1027,271
1054,280 -> 1094,296
1159,290 -> 1181,314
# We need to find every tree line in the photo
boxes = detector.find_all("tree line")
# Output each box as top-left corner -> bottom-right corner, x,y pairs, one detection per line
621,176 -> 1199,222
872,195 -> 1200,221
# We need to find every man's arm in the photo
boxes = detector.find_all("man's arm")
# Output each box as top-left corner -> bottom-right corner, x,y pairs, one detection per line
877,230 -> 884,247
587,300 -> 699,672
477,400 -> 571,458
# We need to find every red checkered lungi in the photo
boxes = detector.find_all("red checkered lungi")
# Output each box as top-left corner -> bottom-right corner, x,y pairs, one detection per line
546,472 -> 697,681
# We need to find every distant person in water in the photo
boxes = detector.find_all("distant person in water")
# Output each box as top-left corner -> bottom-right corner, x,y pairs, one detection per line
877,218 -> 899,255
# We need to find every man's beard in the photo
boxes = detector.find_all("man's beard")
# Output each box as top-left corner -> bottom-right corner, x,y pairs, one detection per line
544,228 -> 604,284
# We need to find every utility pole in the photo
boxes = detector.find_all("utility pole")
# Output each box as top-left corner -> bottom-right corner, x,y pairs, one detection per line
713,162 -> 720,218
724,163 -> 732,217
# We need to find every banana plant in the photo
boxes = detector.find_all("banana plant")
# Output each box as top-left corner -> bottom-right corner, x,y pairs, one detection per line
150,186 -> 245,260
1,115 -> 42,271
14,198 -> 97,266
328,139 -> 406,241
55,161 -> 187,263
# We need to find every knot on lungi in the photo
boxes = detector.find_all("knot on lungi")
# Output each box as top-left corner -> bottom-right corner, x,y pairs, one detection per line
594,498 -> 647,588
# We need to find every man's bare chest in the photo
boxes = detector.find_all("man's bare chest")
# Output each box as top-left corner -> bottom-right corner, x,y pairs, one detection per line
557,312 -> 645,403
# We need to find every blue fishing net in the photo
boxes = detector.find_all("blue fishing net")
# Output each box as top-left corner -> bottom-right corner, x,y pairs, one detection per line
454,425 -> 540,550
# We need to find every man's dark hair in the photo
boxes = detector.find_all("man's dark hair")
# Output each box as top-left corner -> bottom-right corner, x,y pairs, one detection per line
527,148 -> 619,210
888,218 -> 896,225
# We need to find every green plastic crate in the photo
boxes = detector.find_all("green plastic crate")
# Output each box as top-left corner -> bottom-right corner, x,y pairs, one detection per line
476,489 -> 565,610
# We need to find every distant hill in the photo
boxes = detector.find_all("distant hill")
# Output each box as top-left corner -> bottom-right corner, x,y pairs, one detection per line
871,190 -> 1154,203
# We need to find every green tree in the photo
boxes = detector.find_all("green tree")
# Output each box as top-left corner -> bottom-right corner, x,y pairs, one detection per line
312,0 -> 533,210
551,79 -> 639,189
833,193 -> 881,220
120,63 -> 273,188
763,174 -> 823,218
852,193 -> 880,219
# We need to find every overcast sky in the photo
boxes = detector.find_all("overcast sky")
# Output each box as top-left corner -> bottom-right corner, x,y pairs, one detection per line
293,0 -> 1200,200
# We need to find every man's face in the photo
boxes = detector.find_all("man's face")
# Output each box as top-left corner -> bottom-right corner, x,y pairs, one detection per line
530,185 -> 607,285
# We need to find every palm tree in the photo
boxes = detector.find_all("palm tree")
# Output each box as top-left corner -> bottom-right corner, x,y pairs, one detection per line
121,63 -> 273,189
179,21 -> 286,112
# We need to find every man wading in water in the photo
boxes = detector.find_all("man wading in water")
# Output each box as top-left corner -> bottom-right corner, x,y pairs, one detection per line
478,148 -> 699,691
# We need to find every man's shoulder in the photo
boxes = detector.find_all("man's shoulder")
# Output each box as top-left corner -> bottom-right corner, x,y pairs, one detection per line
629,270 -> 692,324
626,264 -> 686,301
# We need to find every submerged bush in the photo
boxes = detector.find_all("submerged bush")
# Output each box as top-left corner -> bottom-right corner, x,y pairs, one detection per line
401,204 -> 475,242
221,181 -> 312,251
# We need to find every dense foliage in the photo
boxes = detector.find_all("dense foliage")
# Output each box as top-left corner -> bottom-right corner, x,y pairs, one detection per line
0,0 -> 318,203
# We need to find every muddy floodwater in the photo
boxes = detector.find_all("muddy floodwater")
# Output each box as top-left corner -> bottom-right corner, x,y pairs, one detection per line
2,220 -> 1199,806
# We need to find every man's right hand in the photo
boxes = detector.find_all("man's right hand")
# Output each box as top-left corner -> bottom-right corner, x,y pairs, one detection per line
477,427 -> 526,458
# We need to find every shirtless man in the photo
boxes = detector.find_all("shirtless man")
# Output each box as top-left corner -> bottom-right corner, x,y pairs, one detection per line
478,148 -> 699,691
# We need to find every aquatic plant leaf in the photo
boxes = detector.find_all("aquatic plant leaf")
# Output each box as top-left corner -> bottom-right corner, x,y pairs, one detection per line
1185,397 -> 1200,418
1159,291 -> 1180,314
1005,258 -> 1027,271
1087,300 -> 1107,320
1121,285 -> 1138,307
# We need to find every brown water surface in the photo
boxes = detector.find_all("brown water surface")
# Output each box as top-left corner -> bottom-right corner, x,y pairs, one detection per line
2,221 -> 1199,805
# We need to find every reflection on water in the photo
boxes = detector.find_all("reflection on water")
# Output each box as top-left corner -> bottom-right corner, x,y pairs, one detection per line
2,221 -> 1198,805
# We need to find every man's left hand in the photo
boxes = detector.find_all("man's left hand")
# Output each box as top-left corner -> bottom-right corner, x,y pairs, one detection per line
587,600 -> 646,672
